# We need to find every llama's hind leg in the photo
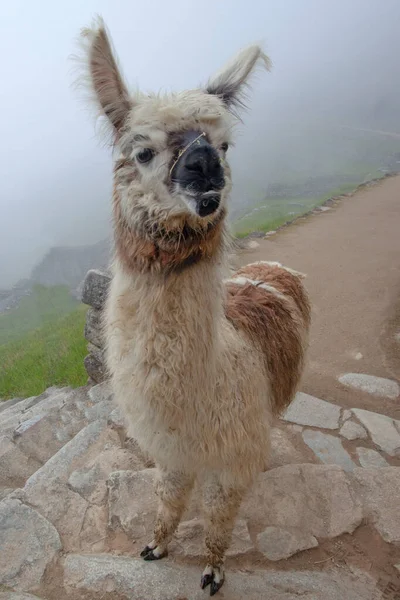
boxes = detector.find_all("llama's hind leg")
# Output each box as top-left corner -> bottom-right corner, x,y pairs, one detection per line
141,467 -> 194,561
201,474 -> 245,596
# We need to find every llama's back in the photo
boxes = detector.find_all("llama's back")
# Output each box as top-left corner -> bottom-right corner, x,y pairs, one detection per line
225,261 -> 311,416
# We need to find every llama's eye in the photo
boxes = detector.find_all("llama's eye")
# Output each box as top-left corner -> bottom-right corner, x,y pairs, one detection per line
136,148 -> 155,164
220,142 -> 229,152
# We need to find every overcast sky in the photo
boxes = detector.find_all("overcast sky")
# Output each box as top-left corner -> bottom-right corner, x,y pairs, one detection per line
1,0 -> 399,287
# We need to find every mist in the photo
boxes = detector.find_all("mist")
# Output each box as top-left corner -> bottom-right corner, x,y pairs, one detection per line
1,0 -> 399,288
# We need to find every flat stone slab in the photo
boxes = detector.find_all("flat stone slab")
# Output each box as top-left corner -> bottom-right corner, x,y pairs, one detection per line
356,447 -> 389,468
63,554 -> 379,599
107,469 -> 158,539
339,420 -> 368,441
257,526 -> 318,560
242,464 -> 362,539
352,467 -> 400,544
0,498 -> 61,591
351,408 -> 400,456
339,373 -> 399,399
282,392 -> 341,429
302,430 -> 356,471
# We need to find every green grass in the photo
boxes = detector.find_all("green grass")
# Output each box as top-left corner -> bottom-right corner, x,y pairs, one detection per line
0,284 -> 81,345
0,286 -> 88,400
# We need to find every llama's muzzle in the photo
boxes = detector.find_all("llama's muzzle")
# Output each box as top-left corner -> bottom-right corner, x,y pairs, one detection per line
170,130 -> 225,216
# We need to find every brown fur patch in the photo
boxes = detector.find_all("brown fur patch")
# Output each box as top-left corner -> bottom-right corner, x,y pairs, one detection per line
236,263 -> 311,325
112,160 -> 226,274
225,280 -> 308,415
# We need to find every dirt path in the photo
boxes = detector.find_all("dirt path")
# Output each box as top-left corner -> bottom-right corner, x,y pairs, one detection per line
238,175 -> 400,419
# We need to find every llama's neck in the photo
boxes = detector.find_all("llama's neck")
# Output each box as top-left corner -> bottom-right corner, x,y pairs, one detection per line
112,253 -> 227,376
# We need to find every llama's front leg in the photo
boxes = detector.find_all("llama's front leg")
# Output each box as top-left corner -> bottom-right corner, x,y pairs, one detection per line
141,467 -> 194,561
201,475 -> 245,596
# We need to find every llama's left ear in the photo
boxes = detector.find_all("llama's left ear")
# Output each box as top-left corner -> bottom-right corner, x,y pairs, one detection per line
206,45 -> 271,111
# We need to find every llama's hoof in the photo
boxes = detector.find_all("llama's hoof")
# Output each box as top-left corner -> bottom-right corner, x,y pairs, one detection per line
201,565 -> 224,596
140,544 -> 167,561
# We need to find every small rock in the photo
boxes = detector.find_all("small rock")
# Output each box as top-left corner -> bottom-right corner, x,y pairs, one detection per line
302,430 -> 356,471
81,269 -> 111,310
394,563 -> 400,573
339,373 -> 399,399
342,409 -> 352,422
257,526 -> 318,560
339,420 -> 368,441
108,407 -> 125,430
0,498 -> 61,591
351,408 -> 400,456
84,353 -> 106,384
352,467 -> 400,544
356,448 -> 389,468
84,307 -> 104,347
283,392 -> 341,429
108,469 -> 157,539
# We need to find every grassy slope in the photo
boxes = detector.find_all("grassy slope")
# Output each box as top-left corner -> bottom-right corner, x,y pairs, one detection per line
0,286 -> 88,399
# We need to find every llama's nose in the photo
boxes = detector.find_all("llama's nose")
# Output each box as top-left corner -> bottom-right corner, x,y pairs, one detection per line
182,146 -> 224,190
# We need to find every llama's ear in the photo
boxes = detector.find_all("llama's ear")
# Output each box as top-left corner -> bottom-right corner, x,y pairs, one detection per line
79,17 -> 131,136
206,45 -> 271,111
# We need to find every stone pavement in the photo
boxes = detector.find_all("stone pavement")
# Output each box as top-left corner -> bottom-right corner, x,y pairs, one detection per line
1,379 -> 400,599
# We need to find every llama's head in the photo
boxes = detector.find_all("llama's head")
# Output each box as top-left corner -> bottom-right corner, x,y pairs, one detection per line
79,19 -> 271,273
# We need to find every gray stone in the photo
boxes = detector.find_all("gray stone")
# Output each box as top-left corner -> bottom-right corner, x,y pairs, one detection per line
339,420 -> 368,441
108,407 -> 125,430
63,554 -> 379,599
0,486 -> 13,500
84,307 -> 103,347
0,498 -> 61,591
282,392 -> 341,429
242,464 -> 362,539
351,408 -> 400,456
0,396 -> 24,414
81,269 -> 111,310
18,420 -> 112,550
88,381 -> 112,404
342,409 -> 352,421
356,447 -> 389,468
170,518 -> 253,558
269,427 -> 310,468
339,373 -> 399,399
84,353 -> 106,383
395,563 -> 400,573
0,594 -> 43,599
352,467 -> 400,544
108,469 -> 157,539
302,430 -> 356,471
257,526 -> 318,560
0,436 -> 41,487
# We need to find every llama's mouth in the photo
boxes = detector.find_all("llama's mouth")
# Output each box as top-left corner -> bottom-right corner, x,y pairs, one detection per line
196,192 -> 221,217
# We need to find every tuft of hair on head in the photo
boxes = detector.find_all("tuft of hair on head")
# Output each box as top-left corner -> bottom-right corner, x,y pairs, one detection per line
206,45 -> 272,115
72,15 -> 132,145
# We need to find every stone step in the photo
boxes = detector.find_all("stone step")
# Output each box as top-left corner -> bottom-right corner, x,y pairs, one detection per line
62,553 -> 378,600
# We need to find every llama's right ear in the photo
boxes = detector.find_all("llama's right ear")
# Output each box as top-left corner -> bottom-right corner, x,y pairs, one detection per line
79,17 -> 131,137
206,45 -> 271,112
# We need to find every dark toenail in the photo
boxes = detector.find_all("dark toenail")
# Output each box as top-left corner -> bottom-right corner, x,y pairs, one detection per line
210,579 -> 224,596
140,545 -> 152,557
201,573 -> 213,589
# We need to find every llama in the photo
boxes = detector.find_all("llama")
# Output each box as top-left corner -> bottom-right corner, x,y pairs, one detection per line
79,19 -> 310,595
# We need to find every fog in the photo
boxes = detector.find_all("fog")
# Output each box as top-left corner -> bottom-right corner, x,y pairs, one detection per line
1,0 -> 399,288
